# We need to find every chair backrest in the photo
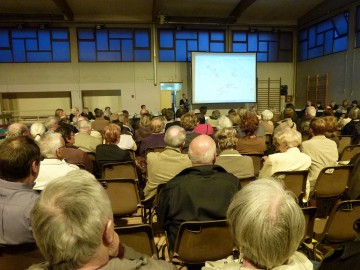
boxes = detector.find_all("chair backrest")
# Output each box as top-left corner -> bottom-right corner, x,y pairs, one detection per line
312,165 -> 354,199
318,200 -> 360,244
98,178 -> 140,216
173,220 -> 234,264
101,161 -> 138,180
301,207 -> 317,244
242,154 -> 263,177
337,135 -> 352,156
341,145 -> 360,161
0,243 -> 44,270
273,170 -> 308,203
115,224 -> 158,258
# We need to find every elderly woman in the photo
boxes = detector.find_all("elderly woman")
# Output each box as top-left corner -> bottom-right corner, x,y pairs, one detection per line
215,128 -> 254,179
216,115 -> 233,130
236,111 -> 266,154
203,179 -> 312,270
95,124 -> 132,171
259,109 -> 274,135
276,107 -> 297,130
180,113 -> 201,147
30,122 -> 46,142
259,127 -> 311,179
134,113 -> 152,145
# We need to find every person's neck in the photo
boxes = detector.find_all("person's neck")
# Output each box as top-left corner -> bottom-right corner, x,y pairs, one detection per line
78,247 -> 109,270
192,163 -> 212,167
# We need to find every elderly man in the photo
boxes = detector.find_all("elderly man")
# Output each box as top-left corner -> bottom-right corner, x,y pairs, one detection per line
0,136 -> 40,245
300,105 -> 316,139
44,116 -> 59,133
6,122 -> 30,138
28,170 -> 176,270
158,135 -> 240,250
33,133 -> 79,191
91,109 -> 110,133
74,119 -> 102,152
143,126 -> 192,200
203,179 -> 312,270
139,117 -> 166,156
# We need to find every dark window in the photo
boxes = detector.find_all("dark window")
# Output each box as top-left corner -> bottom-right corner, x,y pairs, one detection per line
298,12 -> 349,61
0,28 -> 70,63
158,29 -> 225,62
232,31 -> 293,62
355,6 -> 360,47
77,28 -> 151,62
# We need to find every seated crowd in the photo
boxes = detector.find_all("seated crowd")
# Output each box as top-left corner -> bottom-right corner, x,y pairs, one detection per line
0,100 -> 360,270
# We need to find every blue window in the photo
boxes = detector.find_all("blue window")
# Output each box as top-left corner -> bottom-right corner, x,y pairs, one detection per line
77,28 -> 151,62
298,12 -> 348,61
0,28 -> 70,63
158,29 -> 225,62
232,31 -> 293,62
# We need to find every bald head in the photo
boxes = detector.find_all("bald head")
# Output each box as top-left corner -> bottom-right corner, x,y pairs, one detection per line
188,135 -> 216,165
7,123 -> 30,138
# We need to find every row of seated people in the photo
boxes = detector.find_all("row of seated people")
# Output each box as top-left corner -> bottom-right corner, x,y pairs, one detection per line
1,132 -> 358,270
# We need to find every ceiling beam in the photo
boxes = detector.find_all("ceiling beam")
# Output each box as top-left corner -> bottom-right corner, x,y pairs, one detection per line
52,0 -> 74,21
228,0 -> 257,20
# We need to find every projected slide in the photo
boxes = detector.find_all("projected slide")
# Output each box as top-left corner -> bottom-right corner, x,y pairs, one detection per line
192,52 -> 257,104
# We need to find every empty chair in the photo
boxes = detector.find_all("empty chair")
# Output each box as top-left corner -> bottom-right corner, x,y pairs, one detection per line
98,178 -> 140,218
169,220 -> 234,265
115,224 -> 158,258
273,170 -> 308,205
101,161 -> 138,180
313,200 -> 360,259
340,145 -> 360,161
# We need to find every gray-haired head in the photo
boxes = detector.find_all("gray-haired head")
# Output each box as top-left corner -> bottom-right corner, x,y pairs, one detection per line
164,125 -> 186,148
38,133 -> 64,159
216,115 -> 233,130
30,122 -> 46,142
261,110 -> 274,121
227,179 -> 305,269
30,170 -> 113,270
7,122 -> 30,138
305,106 -> 316,118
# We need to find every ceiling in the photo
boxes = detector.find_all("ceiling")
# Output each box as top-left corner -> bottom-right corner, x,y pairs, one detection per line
0,0 -> 356,28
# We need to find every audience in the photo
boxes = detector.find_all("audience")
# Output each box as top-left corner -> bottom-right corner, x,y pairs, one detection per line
91,108 -> 110,133
74,119 -> 102,152
34,133 -> 79,190
44,116 -> 59,133
259,127 -> 311,179
135,113 -> 152,147
259,109 -> 274,135
301,117 -> 338,196
276,107 -> 297,130
30,122 -> 46,142
203,179 -> 312,270
236,111 -> 266,154
165,107 -> 186,131
216,115 -> 233,130
180,113 -> 201,147
158,135 -> 240,250
144,125 -> 192,200
139,117 -> 166,156
300,106 -> 316,139
342,108 -> 360,143
95,124 -> 132,172
7,122 -> 30,138
0,136 -> 41,245
207,110 -> 221,127
28,170 -> 176,270
81,106 -> 95,120
193,113 -> 214,136
214,127 -> 254,179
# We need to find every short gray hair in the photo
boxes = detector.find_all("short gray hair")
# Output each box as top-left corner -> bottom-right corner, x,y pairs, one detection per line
227,179 -> 305,269
164,126 -> 186,147
188,135 -> 216,164
305,106 -> 316,118
6,123 -> 29,138
39,133 -> 63,158
78,119 -> 92,131
31,170 -> 112,270
261,110 -> 273,121
44,116 -> 59,130
216,116 -> 232,130
273,126 -> 302,148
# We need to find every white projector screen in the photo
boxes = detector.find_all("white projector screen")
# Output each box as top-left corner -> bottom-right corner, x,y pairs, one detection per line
191,52 -> 257,104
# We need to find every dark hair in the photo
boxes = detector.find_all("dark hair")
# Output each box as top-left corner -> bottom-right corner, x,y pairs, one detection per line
199,106 -> 208,115
55,125 -> 73,143
95,109 -> 103,118
141,105 -> 146,109
0,136 -> 41,182
175,108 -> 187,118
195,113 -> 206,124
122,110 -> 129,118
164,109 -> 175,121
283,108 -> 294,119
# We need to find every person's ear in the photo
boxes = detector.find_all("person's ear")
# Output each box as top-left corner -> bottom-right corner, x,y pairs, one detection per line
31,160 -> 40,178
103,219 -> 114,245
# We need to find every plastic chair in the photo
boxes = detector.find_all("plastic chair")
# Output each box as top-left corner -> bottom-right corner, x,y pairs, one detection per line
169,220 -> 234,265
115,224 -> 158,258
337,135 -> 352,156
98,178 -> 141,217
242,154 -> 263,177
101,161 -> 138,180
299,207 -> 317,260
340,145 -> 360,161
313,200 -> 360,260
273,170 -> 308,205
141,183 -> 166,224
